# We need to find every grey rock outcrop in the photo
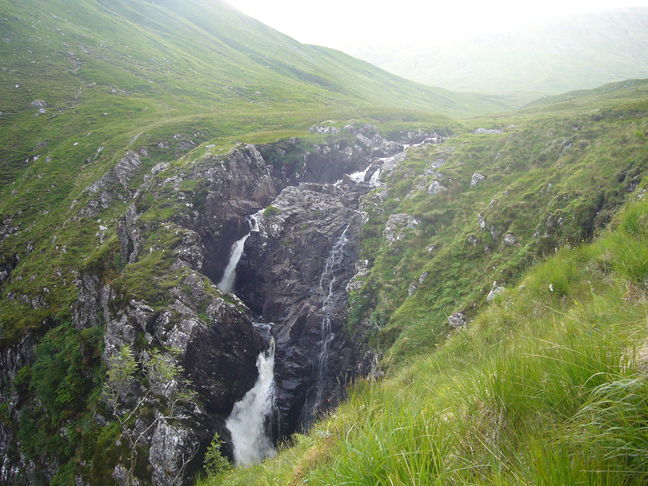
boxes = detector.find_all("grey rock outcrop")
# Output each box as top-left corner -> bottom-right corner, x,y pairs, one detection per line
428,180 -> 448,195
237,180 -> 370,435
309,124 -> 339,135
448,312 -> 468,329
4,125 -> 426,485
503,233 -> 518,246
149,422 -> 197,486
487,281 -> 505,301
0,254 -> 18,287
0,335 -> 38,484
470,172 -> 487,187
474,128 -> 503,135
384,214 -> 420,244
79,151 -> 143,218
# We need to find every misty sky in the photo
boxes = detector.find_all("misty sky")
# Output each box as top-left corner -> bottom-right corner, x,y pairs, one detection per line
227,0 -> 648,49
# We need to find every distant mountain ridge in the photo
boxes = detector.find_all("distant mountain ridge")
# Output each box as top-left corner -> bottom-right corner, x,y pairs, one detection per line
350,8 -> 648,100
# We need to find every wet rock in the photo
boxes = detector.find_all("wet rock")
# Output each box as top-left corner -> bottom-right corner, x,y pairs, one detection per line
237,181 -> 369,437
186,144 -> 277,283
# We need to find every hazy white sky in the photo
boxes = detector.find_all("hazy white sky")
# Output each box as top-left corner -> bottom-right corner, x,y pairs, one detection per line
227,0 -> 648,49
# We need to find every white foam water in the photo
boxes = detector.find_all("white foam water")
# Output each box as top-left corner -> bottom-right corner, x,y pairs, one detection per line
226,339 -> 276,466
217,218 -> 257,294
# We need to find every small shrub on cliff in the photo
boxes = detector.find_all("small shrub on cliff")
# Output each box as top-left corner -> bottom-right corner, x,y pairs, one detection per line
204,433 -> 231,476
263,205 -> 281,217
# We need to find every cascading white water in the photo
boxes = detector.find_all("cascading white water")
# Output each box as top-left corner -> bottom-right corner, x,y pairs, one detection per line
313,223 -> 351,410
349,166 -> 370,183
226,339 -> 276,466
369,168 -> 381,186
217,218 -> 257,294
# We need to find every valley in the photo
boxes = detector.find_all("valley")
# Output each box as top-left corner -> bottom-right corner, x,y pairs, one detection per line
0,1 -> 647,485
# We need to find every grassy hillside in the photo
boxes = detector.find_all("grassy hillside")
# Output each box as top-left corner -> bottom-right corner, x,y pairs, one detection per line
354,79 -> 648,367
204,199 -> 648,485
201,81 -> 648,484
2,1 -> 648,484
0,0 -> 504,346
351,8 -> 648,102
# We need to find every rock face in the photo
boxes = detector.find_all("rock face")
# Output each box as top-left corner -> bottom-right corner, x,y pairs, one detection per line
0,335 -> 38,484
79,150 -> 144,218
237,180 -> 371,436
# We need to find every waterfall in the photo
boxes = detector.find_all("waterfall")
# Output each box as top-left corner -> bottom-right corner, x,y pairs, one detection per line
349,166 -> 369,183
369,168 -> 381,186
226,339 -> 276,466
313,223 -> 352,410
217,218 -> 257,294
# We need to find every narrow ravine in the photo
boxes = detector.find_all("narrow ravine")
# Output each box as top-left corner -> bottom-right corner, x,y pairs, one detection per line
217,129 -> 446,465
217,215 -> 276,465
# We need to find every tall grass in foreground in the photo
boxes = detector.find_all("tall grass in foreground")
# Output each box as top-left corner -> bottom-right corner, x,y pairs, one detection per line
201,200 -> 648,485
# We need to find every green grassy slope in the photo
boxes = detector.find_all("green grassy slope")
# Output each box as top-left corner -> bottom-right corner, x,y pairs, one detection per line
206,199 -> 648,485
352,80 -> 648,367
352,8 -> 648,102
0,0 -> 505,345
202,83 -> 648,485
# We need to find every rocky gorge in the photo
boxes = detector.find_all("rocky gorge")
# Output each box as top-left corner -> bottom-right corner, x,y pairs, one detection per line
0,123 -> 445,485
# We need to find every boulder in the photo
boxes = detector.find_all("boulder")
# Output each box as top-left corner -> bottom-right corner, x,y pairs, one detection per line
503,233 -> 518,246
487,281 -> 505,301
470,172 -> 487,187
448,312 -> 468,329
428,180 -> 447,195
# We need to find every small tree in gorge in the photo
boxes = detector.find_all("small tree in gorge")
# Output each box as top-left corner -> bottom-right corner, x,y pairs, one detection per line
103,345 -> 198,485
